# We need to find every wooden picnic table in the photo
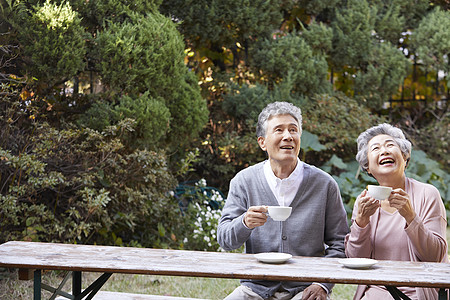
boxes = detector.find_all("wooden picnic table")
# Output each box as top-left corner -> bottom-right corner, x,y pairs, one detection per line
0,241 -> 449,299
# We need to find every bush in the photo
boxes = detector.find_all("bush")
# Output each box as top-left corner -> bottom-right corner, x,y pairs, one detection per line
113,93 -> 171,149
96,11 -> 185,96
0,91 -> 182,246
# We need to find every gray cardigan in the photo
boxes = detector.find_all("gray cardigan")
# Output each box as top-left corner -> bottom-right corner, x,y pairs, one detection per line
217,161 -> 349,299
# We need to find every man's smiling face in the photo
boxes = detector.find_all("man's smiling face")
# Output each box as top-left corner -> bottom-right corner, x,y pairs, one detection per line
257,114 -> 301,167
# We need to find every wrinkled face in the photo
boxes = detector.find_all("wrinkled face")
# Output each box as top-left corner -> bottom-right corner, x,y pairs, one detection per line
367,134 -> 407,180
257,114 -> 301,166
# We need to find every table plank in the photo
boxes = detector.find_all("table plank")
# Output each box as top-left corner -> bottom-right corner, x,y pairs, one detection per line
0,241 -> 449,288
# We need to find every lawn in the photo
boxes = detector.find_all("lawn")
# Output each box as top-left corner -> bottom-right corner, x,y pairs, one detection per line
0,228 -> 448,300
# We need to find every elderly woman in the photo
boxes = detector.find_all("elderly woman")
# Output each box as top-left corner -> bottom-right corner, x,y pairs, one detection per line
345,123 -> 448,300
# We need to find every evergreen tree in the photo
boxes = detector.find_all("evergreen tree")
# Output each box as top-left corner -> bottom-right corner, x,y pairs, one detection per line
161,0 -> 448,191
412,8 -> 450,75
3,0 -> 86,87
1,0 -> 208,150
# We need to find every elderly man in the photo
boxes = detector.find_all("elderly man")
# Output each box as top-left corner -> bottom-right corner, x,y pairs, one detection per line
217,101 -> 349,300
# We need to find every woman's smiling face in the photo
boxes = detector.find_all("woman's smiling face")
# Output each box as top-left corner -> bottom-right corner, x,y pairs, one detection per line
367,134 -> 407,180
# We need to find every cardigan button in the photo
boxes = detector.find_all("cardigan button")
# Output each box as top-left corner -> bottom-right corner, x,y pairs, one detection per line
282,235 -> 287,240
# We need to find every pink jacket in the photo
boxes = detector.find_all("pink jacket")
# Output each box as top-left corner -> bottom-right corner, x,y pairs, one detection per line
345,177 -> 449,300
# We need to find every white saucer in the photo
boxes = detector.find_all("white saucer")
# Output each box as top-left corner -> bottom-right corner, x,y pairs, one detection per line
254,252 -> 292,264
338,258 -> 378,269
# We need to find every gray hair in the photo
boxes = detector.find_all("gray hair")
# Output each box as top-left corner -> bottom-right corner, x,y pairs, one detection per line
256,102 -> 302,137
356,123 -> 412,171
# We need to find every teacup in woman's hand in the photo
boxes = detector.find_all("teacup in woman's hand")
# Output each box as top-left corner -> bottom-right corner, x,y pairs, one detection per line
267,206 -> 292,221
367,185 -> 392,200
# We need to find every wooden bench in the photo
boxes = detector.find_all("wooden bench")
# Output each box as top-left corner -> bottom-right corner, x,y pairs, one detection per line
56,291 -> 207,300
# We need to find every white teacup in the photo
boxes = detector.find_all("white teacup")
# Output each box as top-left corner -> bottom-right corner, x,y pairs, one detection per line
367,185 -> 392,200
267,206 -> 292,221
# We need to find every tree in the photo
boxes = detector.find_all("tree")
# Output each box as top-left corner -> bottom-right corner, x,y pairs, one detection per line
250,32 -> 331,95
412,8 -> 450,77
0,0 -> 208,247
161,0 -> 448,194
1,0 -> 208,151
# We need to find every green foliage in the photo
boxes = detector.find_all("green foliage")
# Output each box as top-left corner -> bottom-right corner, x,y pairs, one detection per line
114,93 -> 170,149
328,0 -> 413,107
299,130 -> 326,161
302,93 -> 386,162
2,0 -> 208,153
251,32 -> 331,95
294,0 -> 340,16
387,0 -> 429,29
96,11 -> 185,95
353,42 -> 410,107
69,0 -> 162,29
408,111 -> 449,170
406,150 -> 450,202
331,0 -> 375,68
412,8 -> 450,74
164,71 -> 209,147
0,92 -> 182,246
222,83 -> 273,122
76,101 -> 119,131
94,11 -> 208,148
195,127 -> 265,192
373,1 -> 405,44
6,0 -> 86,85
160,0 -> 282,49
300,21 -> 333,55
79,85 -> 207,150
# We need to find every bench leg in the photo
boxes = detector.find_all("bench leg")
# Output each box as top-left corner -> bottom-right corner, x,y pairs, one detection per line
32,270 -> 111,300
385,286 -> 411,300
73,271 -> 82,297
75,272 -> 112,300
44,272 -> 72,300
438,288 -> 448,300
34,270 -> 41,300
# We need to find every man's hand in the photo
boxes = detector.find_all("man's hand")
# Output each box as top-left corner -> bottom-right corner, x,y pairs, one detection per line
302,284 -> 327,300
243,206 -> 268,229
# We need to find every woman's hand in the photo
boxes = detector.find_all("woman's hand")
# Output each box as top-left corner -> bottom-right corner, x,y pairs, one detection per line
243,206 -> 268,229
355,190 -> 380,228
388,188 -> 416,225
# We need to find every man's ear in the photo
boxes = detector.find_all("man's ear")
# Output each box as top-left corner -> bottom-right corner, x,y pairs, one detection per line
257,136 -> 266,151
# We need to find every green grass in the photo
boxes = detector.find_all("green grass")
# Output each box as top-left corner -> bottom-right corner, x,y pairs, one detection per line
1,227 -> 448,300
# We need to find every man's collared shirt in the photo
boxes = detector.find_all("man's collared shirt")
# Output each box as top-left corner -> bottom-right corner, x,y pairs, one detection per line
263,157 -> 304,207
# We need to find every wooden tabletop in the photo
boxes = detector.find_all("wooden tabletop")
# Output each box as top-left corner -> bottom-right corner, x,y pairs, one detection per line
1,241 -> 449,288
